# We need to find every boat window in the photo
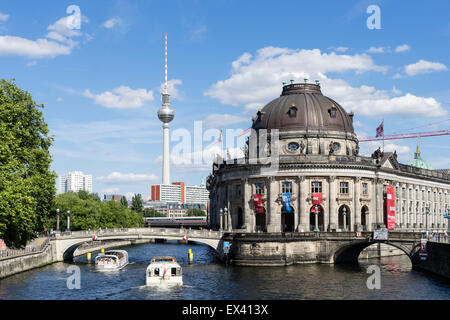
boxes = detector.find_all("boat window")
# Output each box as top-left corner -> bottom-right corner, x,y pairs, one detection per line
154,267 -> 159,276
171,267 -> 177,276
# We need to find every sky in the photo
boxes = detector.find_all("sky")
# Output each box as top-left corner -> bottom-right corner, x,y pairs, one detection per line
0,0 -> 449,200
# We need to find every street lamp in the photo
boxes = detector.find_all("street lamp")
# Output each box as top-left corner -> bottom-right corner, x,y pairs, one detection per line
313,205 -> 319,232
56,208 -> 60,231
219,208 -> 223,230
66,210 -> 71,232
342,206 -> 347,232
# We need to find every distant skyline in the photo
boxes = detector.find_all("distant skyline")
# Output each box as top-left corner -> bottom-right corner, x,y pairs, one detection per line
1,0 -> 449,199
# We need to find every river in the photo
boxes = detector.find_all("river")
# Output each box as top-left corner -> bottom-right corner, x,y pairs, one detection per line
0,241 -> 449,300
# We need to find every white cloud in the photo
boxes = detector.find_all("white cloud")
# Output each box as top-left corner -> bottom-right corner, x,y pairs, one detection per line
367,46 -> 386,53
159,79 -> 183,100
395,44 -> 410,53
404,59 -> 448,76
203,113 -> 248,128
26,61 -> 37,67
0,13 -> 9,22
97,172 -> 158,184
103,17 -> 123,29
83,86 -> 154,109
334,46 -> 348,52
205,47 -> 387,112
205,46 -> 447,118
0,13 -> 84,58
0,36 -> 72,58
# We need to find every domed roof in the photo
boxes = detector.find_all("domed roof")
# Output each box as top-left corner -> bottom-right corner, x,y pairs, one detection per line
409,145 -> 433,170
252,83 -> 354,133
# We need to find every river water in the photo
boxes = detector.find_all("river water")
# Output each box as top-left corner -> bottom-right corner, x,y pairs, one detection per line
0,242 -> 449,300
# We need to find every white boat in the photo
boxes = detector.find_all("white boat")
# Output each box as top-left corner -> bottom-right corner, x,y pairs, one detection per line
95,250 -> 128,271
146,257 -> 183,286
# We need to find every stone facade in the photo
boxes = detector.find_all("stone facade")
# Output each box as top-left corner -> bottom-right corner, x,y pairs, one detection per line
207,83 -> 450,236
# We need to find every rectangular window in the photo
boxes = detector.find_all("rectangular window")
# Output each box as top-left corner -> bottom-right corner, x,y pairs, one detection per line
311,181 -> 322,193
340,182 -> 349,194
282,182 -> 292,194
362,183 -> 368,196
255,183 -> 264,195
236,184 -> 241,197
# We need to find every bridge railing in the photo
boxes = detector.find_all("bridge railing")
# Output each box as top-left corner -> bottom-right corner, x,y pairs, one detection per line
54,228 -> 223,240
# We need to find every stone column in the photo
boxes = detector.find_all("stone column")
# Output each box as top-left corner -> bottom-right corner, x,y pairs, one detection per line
354,177 -> 362,231
243,178 -> 253,232
375,178 -> 384,227
227,184 -> 232,231
267,177 -> 280,232
298,176 -> 309,232
329,176 -> 338,231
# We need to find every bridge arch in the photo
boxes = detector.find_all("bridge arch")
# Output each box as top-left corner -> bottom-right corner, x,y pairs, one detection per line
55,230 -> 222,261
332,240 -> 421,264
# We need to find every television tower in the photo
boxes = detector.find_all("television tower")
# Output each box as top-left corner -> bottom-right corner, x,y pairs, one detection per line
157,33 -> 174,185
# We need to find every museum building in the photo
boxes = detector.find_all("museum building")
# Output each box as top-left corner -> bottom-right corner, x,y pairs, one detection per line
206,82 -> 450,233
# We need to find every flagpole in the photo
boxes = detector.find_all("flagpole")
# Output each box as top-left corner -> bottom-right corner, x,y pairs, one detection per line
382,119 -> 384,153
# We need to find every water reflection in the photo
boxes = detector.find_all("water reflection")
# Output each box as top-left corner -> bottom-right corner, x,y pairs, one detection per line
0,242 -> 448,300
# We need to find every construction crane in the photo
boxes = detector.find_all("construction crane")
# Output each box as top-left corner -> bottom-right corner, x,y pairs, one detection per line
359,129 -> 450,142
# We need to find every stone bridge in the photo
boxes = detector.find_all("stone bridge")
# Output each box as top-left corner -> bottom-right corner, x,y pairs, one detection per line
52,228 -> 223,261
222,231 -> 426,266
51,228 -> 426,266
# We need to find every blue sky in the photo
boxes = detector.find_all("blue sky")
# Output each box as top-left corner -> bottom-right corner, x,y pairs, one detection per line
0,0 -> 449,200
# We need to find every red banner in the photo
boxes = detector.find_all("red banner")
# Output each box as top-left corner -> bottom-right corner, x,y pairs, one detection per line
312,193 -> 322,205
386,185 -> 395,230
253,194 -> 265,213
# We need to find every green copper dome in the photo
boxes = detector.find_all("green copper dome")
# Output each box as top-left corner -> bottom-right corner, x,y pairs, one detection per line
409,145 -> 433,170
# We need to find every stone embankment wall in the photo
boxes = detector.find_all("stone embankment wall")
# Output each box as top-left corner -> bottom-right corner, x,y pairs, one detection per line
0,238 -> 154,279
359,243 -> 404,259
0,242 -> 54,279
414,242 -> 450,279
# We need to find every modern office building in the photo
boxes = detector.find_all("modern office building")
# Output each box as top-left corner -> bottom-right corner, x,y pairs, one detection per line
59,171 -> 93,194
151,181 -> 209,205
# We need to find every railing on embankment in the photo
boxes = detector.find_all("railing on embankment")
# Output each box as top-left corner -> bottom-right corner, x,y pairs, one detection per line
0,237 -> 50,261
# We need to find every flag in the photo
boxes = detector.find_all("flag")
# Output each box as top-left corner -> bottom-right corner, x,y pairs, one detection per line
376,121 -> 384,137
215,129 -> 222,144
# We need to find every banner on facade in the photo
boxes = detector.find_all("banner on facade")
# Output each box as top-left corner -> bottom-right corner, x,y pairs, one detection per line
312,193 -> 322,205
386,185 -> 396,230
281,193 -> 293,213
253,194 -> 265,213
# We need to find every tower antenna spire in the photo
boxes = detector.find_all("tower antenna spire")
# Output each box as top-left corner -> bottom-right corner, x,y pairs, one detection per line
164,32 -> 168,94
158,32 -> 174,185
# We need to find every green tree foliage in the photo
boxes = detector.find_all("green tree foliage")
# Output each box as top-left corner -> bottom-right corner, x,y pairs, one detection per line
131,193 -> 143,213
0,79 -> 56,247
143,208 -> 164,217
185,208 -> 206,217
53,192 -> 143,230
120,196 -> 128,208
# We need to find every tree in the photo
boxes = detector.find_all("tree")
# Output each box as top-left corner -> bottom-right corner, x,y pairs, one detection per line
131,193 -> 143,213
52,192 -> 144,230
120,196 -> 128,208
143,208 -> 164,217
185,208 -> 206,217
0,79 -> 56,247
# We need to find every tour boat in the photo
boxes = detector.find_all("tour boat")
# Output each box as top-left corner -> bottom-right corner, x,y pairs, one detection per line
95,250 -> 129,271
146,257 -> 183,286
